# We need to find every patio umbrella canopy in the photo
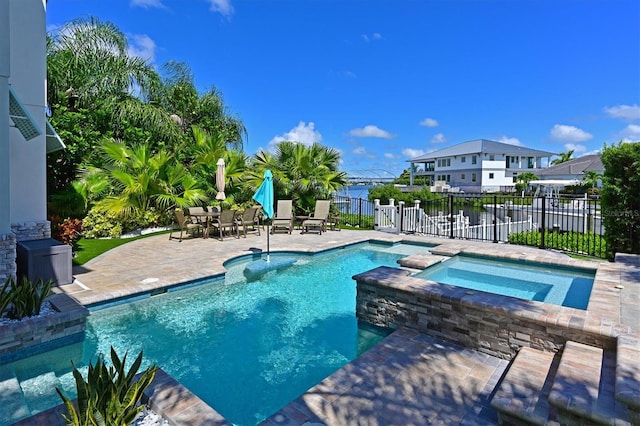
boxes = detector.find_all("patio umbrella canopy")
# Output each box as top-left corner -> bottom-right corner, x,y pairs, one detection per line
215,158 -> 226,203
247,170 -> 295,274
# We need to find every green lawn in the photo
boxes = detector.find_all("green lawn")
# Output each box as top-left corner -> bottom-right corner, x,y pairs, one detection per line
72,231 -> 171,266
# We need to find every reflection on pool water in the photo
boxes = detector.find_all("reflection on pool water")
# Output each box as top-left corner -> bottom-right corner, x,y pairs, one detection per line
0,241 -> 433,426
412,255 -> 595,309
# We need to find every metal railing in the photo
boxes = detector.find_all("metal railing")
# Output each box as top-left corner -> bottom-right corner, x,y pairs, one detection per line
374,193 -> 606,258
332,194 -> 375,229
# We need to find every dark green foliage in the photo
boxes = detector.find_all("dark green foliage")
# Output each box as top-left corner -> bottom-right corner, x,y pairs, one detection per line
508,231 -> 607,258
0,276 -> 53,320
368,184 -> 439,206
600,142 -> 640,259
340,213 -> 374,229
57,347 -> 157,426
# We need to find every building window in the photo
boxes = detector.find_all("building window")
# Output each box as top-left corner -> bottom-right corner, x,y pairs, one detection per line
511,156 -> 517,163
512,173 -> 518,183
461,156 -> 466,163
472,173 -> 477,182
489,154 -> 495,161
446,158 -> 451,166
528,157 -> 535,168
461,173 -> 466,180
489,173 -> 494,179
472,155 -> 477,165
446,174 -> 451,182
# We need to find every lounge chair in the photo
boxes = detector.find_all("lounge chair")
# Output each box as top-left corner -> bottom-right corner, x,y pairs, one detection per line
302,200 -> 331,235
210,209 -> 239,240
237,206 -> 261,237
169,209 -> 203,241
271,200 -> 294,234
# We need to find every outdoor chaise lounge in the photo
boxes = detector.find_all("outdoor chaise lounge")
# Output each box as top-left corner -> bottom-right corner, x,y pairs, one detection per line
169,209 -> 203,241
271,200 -> 294,234
302,200 -> 331,235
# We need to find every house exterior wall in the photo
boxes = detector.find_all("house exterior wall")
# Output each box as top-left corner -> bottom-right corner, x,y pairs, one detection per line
1,0 -> 49,282
414,152 -> 548,192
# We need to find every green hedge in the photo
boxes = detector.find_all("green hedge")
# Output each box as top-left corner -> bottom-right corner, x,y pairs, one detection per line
508,231 -> 607,258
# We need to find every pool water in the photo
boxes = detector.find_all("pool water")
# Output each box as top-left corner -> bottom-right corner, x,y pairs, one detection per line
0,241 -> 431,426
412,255 -> 595,309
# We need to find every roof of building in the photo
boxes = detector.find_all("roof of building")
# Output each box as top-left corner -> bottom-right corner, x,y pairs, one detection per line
408,139 -> 556,162
536,154 -> 603,176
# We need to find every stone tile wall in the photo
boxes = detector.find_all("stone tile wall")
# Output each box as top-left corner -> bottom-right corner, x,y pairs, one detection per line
0,232 -> 16,282
354,266 -> 618,360
0,293 -> 89,364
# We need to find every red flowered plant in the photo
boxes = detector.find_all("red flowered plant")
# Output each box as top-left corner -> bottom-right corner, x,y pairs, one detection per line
51,216 -> 83,247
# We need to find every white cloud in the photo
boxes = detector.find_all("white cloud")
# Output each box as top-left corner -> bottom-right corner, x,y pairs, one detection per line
563,143 -> 587,154
348,125 -> 395,139
419,118 -> 438,127
361,32 -> 383,42
604,104 -> 640,121
384,153 -> 395,159
498,136 -> 523,146
618,124 -> 640,142
550,124 -> 593,143
207,0 -> 234,18
127,34 -> 157,62
431,133 -> 446,143
402,148 -> 426,159
344,71 -> 357,79
268,121 -> 322,150
352,146 -> 376,158
130,0 -> 166,8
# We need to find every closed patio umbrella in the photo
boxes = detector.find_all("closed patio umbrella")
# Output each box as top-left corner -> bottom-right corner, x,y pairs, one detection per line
215,158 -> 226,208
252,170 -> 274,261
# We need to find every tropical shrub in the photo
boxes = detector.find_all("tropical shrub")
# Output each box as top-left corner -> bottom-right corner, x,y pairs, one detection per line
369,184 -> 438,206
57,347 -> 157,426
600,141 -> 640,259
82,206 -> 171,239
0,276 -> 53,320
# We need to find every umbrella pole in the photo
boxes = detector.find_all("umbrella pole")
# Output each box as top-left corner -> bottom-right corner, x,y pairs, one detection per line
266,222 -> 270,262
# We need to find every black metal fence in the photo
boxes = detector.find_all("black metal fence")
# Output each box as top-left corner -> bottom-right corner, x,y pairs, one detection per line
332,194 -> 375,229
378,193 -> 606,259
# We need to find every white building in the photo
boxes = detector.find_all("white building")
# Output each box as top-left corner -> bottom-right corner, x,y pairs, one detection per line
1,1 -> 64,282
408,139 -> 555,193
535,154 -> 603,185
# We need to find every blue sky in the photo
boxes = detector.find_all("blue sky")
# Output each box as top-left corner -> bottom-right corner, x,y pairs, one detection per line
47,0 -> 640,178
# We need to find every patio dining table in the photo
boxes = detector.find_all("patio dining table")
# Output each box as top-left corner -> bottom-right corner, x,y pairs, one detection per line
189,211 -> 220,239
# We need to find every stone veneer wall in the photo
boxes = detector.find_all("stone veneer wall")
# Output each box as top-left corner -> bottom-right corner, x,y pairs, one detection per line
354,267 -> 617,360
0,232 -> 16,282
0,221 -> 51,282
0,293 -> 89,364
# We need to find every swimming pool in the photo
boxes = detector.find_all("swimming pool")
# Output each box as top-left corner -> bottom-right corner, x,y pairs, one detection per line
0,241 -> 431,426
412,255 -> 595,309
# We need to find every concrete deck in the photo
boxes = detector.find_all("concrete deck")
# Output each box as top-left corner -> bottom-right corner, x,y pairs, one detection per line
43,229 -> 638,425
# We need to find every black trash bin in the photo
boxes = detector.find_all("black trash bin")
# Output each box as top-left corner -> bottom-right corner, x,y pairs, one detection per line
16,238 -> 73,285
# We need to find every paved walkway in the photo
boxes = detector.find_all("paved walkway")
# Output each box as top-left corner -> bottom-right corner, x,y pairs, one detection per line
52,229 -> 637,425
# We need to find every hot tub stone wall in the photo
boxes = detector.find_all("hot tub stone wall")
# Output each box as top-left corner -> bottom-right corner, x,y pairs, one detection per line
0,232 -> 16,282
355,266 -> 617,360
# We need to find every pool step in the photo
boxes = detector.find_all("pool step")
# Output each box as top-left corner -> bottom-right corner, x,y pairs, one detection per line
490,347 -> 558,425
492,341 -> 633,425
0,368 -> 30,425
549,341 -> 628,425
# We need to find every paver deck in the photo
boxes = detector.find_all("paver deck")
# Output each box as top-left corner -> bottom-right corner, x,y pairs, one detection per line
44,229 -> 638,425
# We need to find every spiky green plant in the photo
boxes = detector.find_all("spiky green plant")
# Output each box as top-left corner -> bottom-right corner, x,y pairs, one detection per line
57,347 -> 157,426
1,276 -> 52,320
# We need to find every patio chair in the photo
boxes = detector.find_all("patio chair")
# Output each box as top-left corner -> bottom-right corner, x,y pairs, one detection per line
271,200 -> 294,234
169,209 -> 203,242
253,205 -> 265,230
302,200 -> 331,235
237,206 -> 261,237
210,209 -> 239,241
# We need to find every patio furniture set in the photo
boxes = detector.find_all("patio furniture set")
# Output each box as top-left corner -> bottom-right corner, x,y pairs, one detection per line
169,200 -> 340,242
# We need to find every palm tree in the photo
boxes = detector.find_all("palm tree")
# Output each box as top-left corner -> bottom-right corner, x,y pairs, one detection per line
90,140 -> 207,218
583,170 -> 601,189
515,171 -> 539,193
551,150 -> 575,165
251,141 -> 347,213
